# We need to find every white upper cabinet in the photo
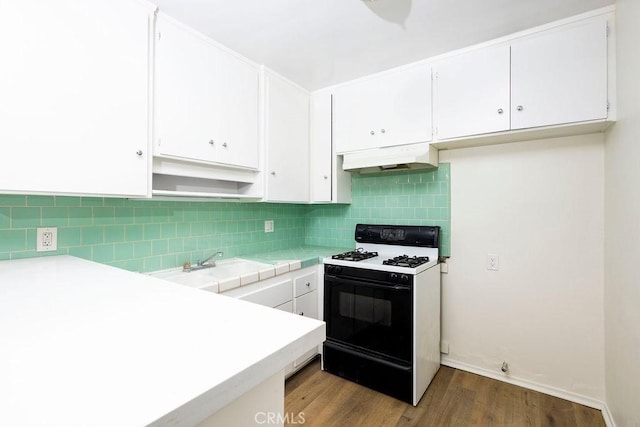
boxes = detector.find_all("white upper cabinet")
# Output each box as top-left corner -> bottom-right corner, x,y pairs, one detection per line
433,46 -> 511,140
309,90 -> 352,204
510,20 -> 608,130
0,0 -> 152,197
154,14 -> 259,170
309,92 -> 332,202
264,71 -> 310,203
333,64 -> 433,154
433,16 -> 609,142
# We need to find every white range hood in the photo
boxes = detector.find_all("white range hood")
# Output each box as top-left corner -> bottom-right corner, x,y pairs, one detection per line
341,143 -> 439,173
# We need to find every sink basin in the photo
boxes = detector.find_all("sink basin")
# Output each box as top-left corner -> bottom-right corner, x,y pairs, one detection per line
149,258 -> 274,293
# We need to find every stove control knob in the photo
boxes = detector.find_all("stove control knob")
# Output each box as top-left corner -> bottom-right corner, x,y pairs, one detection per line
400,274 -> 410,283
327,265 -> 342,275
390,272 -> 398,280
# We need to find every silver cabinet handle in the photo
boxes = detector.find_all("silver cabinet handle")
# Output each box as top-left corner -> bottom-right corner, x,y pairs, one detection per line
209,139 -> 214,145
380,129 -> 386,134
306,282 -> 310,287
497,108 -> 504,114
270,171 -> 276,176
516,105 -> 524,111
370,130 -> 375,135
136,150 -> 143,156
299,312 -> 304,316
323,176 -> 328,180
222,142 -> 228,148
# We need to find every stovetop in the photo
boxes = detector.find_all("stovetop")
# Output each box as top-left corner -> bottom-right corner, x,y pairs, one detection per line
323,224 -> 440,274
383,255 -> 431,268
325,246 -> 438,274
331,249 -> 378,262
332,250 -> 431,268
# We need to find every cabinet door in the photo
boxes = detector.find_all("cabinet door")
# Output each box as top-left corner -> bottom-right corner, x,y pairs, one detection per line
155,15 -> 259,169
334,64 -> 432,153
433,45 -> 511,140
511,20 -> 608,129
294,290 -> 319,367
215,50 -> 260,169
265,73 -> 310,203
274,301 -> 293,312
333,78 -> 380,153
0,0 -> 151,197
309,91 -> 332,202
239,279 -> 293,308
295,290 -> 318,318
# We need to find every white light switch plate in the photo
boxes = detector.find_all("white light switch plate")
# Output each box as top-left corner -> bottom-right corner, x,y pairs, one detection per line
264,220 -> 274,233
487,253 -> 499,271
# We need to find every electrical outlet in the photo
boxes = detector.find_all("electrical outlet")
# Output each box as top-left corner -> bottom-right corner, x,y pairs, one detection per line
36,227 -> 58,252
487,253 -> 499,271
264,220 -> 274,233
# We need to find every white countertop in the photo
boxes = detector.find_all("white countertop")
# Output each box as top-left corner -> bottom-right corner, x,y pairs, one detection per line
0,256 -> 325,427
148,257 -> 303,294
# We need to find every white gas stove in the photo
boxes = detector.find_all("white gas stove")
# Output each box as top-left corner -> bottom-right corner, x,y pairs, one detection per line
322,224 -> 442,405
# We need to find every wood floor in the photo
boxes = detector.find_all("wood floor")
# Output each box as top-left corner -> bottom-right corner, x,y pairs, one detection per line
284,358 -> 605,427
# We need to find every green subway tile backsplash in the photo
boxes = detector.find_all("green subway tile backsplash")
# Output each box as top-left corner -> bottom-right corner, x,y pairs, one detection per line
305,163 -> 451,256
0,163 -> 450,270
0,196 -> 307,272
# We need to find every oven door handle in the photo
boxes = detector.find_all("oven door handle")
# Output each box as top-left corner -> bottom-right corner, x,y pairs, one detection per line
326,276 -> 411,292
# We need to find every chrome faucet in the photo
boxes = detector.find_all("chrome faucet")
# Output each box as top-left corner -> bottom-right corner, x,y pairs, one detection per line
183,251 -> 224,272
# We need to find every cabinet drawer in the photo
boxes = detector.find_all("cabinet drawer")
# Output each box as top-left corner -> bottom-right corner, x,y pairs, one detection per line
239,279 -> 292,308
294,271 -> 317,297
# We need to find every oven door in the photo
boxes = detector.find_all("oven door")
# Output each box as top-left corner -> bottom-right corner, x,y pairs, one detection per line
324,272 -> 413,363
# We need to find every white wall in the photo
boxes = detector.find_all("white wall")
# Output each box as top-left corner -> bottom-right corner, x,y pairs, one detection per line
439,134 -> 605,403
604,0 -> 640,425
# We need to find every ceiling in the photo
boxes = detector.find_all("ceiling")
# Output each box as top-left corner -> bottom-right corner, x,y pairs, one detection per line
151,0 -> 614,91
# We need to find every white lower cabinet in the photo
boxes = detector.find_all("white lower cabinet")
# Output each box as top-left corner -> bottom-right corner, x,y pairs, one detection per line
225,266 -> 319,375
274,299 -> 295,377
293,291 -> 319,368
237,278 -> 292,307
293,271 -> 319,368
274,301 -> 293,312
294,270 -> 317,298
294,291 -> 317,318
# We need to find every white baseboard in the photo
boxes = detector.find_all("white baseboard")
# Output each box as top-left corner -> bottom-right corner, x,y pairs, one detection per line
441,356 -> 615,426
600,403 -> 616,427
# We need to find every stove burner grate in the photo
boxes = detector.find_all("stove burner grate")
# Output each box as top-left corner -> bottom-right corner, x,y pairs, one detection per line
331,248 -> 378,262
383,255 -> 430,268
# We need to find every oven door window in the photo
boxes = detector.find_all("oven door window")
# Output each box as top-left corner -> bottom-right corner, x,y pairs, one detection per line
325,276 -> 412,363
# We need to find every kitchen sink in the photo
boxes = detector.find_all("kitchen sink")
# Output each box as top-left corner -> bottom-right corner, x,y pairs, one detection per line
149,258 -> 274,292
